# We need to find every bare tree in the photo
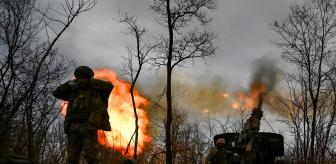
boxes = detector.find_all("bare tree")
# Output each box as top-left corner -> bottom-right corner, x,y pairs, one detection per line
119,13 -> 157,160
0,0 -> 96,161
140,104 -> 240,164
41,119 -> 67,163
141,108 -> 209,164
149,0 -> 217,163
272,0 -> 336,162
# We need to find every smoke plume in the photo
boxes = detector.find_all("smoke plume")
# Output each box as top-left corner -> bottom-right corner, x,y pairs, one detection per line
250,56 -> 279,92
140,56 -> 281,116
142,71 -> 231,115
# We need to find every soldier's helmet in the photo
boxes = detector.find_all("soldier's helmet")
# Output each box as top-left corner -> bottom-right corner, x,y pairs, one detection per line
215,138 -> 226,145
74,66 -> 94,79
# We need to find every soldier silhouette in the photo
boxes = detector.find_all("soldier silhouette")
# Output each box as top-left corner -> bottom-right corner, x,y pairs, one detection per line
53,66 -> 113,164
204,137 -> 229,164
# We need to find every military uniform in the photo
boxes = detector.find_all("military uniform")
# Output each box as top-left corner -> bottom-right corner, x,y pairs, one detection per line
204,138 -> 228,164
53,66 -> 113,164
204,147 -> 217,164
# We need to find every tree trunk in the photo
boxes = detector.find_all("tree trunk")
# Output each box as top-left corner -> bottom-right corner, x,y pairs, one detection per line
165,0 -> 174,163
310,101 -> 317,163
166,67 -> 173,164
130,91 -> 139,159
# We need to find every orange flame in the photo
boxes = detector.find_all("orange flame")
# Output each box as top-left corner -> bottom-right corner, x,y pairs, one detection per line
246,82 -> 267,108
61,68 -> 151,157
221,93 -> 229,99
231,101 -> 240,110
223,83 -> 268,111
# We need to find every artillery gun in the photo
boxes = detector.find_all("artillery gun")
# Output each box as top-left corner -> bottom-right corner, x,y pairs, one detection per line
213,93 -> 284,164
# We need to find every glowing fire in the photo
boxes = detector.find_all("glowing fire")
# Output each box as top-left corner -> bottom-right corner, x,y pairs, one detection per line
224,82 -> 268,111
203,108 -> 209,113
61,68 -> 151,156
231,101 -> 240,109
221,93 -> 229,99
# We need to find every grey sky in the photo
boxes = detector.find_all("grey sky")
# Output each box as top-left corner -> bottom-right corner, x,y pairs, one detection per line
58,0 -> 294,89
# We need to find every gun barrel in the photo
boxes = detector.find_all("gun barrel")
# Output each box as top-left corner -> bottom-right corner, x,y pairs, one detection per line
256,92 -> 266,110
